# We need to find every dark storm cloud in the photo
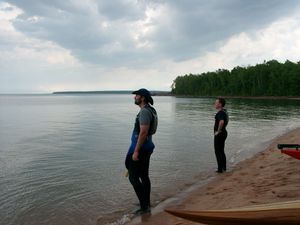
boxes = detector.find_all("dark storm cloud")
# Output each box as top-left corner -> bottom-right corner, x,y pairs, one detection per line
150,0 -> 300,60
96,0 -> 146,21
11,0 -> 110,49
9,0 -> 151,66
8,0 -> 300,66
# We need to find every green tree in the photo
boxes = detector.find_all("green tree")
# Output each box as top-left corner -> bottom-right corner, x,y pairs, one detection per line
171,60 -> 300,97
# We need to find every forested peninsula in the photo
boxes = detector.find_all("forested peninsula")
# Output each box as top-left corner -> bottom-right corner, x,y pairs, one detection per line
171,60 -> 300,97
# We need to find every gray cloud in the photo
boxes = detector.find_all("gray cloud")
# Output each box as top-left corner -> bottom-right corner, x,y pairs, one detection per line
150,0 -> 300,60
6,0 -> 300,67
96,0 -> 146,21
9,0 -> 151,66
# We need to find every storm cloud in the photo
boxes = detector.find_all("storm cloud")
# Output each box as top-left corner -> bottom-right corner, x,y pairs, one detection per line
1,0 -> 300,92
8,0 -> 300,65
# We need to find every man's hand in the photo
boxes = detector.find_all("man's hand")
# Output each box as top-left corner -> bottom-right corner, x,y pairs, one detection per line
132,151 -> 139,161
215,120 -> 224,136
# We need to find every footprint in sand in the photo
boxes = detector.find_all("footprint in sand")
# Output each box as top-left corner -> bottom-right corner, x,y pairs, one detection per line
239,172 -> 248,176
174,221 -> 188,225
276,190 -> 298,198
274,168 -> 285,172
250,200 -> 262,204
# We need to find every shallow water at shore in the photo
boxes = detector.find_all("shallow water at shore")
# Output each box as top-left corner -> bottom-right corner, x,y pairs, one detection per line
1,95 -> 300,225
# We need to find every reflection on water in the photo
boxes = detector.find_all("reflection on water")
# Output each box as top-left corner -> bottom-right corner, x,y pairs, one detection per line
0,95 -> 300,225
229,98 -> 300,121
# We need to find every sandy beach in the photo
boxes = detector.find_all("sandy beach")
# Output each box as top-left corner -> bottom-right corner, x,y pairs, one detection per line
128,127 -> 300,225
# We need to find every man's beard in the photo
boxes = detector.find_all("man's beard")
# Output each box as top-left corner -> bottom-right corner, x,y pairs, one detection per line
135,99 -> 141,105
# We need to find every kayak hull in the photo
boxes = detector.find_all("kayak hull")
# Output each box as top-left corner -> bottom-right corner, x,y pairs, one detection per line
165,200 -> 300,225
281,149 -> 300,160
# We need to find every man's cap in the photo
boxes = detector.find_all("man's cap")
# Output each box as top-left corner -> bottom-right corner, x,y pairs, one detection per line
132,88 -> 154,105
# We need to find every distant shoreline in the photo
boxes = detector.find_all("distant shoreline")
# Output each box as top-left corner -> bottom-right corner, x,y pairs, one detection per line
52,90 -> 132,95
52,90 -> 173,96
223,96 -> 300,100
52,91 -> 300,99
173,95 -> 300,100
1,92 -> 299,99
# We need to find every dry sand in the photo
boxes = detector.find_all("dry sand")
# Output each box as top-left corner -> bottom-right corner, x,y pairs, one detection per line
128,127 -> 300,225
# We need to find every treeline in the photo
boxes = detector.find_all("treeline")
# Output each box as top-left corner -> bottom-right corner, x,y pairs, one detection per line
171,60 -> 300,96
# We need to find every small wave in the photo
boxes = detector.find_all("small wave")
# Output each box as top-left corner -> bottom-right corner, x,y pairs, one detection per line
229,156 -> 236,163
104,214 -> 131,225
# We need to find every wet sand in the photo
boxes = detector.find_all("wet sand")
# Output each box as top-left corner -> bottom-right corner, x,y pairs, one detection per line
129,127 -> 300,225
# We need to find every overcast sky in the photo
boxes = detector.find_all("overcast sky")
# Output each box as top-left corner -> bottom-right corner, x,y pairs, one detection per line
1,0 -> 300,93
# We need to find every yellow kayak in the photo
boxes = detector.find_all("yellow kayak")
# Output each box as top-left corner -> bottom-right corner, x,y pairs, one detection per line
165,200 -> 300,225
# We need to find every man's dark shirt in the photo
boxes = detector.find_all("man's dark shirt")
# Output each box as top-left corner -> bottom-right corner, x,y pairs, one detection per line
214,110 -> 228,132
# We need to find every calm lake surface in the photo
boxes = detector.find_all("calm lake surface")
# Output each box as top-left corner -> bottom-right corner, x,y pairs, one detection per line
1,94 -> 300,225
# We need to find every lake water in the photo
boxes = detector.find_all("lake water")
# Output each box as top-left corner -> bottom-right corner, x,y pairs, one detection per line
1,94 -> 300,225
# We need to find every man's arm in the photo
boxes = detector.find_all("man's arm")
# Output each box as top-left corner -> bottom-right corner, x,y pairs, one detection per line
132,124 -> 150,161
215,120 -> 224,136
